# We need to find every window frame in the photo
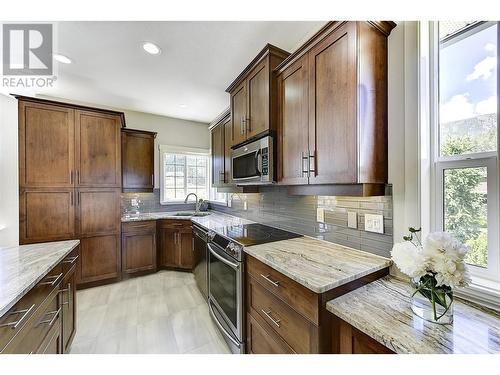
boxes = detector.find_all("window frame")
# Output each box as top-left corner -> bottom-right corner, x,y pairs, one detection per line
430,21 -> 500,286
159,144 -> 210,205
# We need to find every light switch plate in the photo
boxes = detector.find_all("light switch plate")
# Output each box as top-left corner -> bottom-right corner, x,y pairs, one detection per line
347,211 -> 357,229
317,208 -> 325,223
365,213 -> 384,234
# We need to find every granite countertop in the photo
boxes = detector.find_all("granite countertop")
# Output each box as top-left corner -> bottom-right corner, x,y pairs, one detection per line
0,240 -> 80,317
243,236 -> 392,293
326,276 -> 500,354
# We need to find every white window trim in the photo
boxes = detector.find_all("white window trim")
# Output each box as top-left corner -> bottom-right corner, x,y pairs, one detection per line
159,144 -> 210,205
425,21 -> 500,308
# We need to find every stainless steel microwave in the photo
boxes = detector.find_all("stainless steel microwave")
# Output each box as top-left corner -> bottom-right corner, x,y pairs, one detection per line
231,136 -> 273,184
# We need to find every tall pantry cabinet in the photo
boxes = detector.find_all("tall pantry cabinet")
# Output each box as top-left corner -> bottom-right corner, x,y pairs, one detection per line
17,96 -> 123,287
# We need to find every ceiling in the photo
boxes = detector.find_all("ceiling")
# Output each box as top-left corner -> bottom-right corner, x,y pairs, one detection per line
35,21 -> 325,123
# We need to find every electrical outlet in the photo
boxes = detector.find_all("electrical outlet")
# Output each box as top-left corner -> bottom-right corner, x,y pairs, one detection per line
317,208 -> 325,223
347,211 -> 357,229
365,213 -> 384,234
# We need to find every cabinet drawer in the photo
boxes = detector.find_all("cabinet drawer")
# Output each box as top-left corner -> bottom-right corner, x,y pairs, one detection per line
0,264 -> 63,352
247,275 -> 314,353
246,255 -> 319,324
157,219 -> 191,229
122,220 -> 156,234
2,284 -> 61,354
246,313 -> 293,354
61,246 -> 79,276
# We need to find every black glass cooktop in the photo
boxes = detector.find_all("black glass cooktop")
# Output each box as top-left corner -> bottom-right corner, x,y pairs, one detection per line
215,223 -> 302,247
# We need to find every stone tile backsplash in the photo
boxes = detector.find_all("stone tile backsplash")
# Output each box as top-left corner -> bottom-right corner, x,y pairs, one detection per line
212,186 -> 394,258
121,186 -> 394,258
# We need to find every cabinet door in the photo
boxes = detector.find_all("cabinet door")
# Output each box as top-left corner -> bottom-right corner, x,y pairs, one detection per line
158,226 -> 178,268
75,110 -> 122,187
61,266 -> 76,353
246,59 -> 269,139
308,22 -> 357,184
211,124 -> 225,187
224,118 -> 232,184
122,231 -> 157,274
230,81 -> 247,146
122,130 -> 155,191
247,313 -> 292,354
78,234 -> 120,284
278,57 -> 310,185
19,101 -> 75,188
36,320 -> 62,354
179,228 -> 194,269
77,188 -> 121,236
19,188 -> 75,244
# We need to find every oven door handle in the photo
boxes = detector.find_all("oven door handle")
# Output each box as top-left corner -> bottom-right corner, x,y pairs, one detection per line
208,301 -> 241,348
207,243 -> 240,269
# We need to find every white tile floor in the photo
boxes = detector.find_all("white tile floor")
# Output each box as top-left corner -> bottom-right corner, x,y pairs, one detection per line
70,270 -> 231,354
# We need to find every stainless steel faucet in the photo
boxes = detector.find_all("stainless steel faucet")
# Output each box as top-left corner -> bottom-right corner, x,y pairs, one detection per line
184,193 -> 199,213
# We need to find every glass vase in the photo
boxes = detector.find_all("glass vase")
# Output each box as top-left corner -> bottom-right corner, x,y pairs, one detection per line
411,277 -> 454,325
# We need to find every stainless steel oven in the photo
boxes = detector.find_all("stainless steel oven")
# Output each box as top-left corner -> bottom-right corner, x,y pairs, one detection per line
231,136 -> 273,184
207,231 -> 244,354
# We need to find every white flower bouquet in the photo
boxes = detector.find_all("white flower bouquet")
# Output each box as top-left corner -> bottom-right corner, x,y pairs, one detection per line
391,227 -> 471,324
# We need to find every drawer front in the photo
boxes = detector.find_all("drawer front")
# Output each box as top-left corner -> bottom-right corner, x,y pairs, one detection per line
246,255 -> 319,324
246,313 -> 293,354
157,219 -> 191,229
0,264 -> 62,352
122,220 -> 157,234
247,275 -> 314,353
2,286 -> 61,354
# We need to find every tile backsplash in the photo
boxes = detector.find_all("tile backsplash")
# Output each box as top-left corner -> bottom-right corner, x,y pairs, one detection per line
121,186 -> 394,258
212,186 -> 394,258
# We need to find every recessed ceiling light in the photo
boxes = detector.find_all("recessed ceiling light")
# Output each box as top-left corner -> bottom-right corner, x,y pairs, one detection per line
142,42 -> 161,55
53,53 -> 72,64
179,104 -> 188,108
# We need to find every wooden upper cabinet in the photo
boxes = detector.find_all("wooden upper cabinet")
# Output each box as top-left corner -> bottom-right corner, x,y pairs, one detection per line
308,22 -> 357,184
121,128 -> 156,192
275,21 -> 395,191
227,44 -> 290,147
278,56 -> 310,185
224,117 -> 232,183
19,101 -> 75,188
230,81 -> 247,146
75,110 -> 122,187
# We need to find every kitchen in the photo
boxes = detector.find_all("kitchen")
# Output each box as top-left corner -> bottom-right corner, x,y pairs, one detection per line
1,1 -> 500,372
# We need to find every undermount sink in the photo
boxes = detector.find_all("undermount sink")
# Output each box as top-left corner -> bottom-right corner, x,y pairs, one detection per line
173,211 -> 210,217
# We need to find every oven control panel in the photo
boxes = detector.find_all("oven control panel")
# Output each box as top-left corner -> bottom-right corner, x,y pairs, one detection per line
261,147 -> 269,176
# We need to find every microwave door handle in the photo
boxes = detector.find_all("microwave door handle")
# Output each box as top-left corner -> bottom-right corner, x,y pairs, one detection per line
254,149 -> 261,175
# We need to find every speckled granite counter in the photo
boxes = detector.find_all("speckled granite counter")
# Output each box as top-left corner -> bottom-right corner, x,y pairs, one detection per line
0,240 -> 80,317
243,236 -> 391,293
326,276 -> 500,354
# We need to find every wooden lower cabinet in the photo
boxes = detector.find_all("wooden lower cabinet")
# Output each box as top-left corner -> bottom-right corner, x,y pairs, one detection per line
78,235 -> 121,285
1,248 -> 78,354
157,220 -> 194,270
336,317 -> 393,354
245,254 -> 389,354
246,313 -> 293,354
122,221 -> 157,276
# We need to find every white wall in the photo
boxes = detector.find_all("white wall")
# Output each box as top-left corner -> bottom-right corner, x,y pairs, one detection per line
0,94 -> 19,247
387,21 -> 420,249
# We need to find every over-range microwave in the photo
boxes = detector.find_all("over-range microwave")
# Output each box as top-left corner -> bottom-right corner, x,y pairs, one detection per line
231,136 -> 273,184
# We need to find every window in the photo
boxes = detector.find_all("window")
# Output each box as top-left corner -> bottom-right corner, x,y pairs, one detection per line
159,145 -> 209,204
432,21 -> 500,282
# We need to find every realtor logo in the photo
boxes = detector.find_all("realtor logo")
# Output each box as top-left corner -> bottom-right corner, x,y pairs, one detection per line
2,24 -> 53,76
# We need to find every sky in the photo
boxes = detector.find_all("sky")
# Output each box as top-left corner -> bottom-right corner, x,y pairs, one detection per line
439,23 -> 497,124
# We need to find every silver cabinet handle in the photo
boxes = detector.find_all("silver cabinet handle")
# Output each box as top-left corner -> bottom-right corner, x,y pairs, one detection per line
59,283 -> 71,306
76,170 -> 80,184
70,170 -> 73,185
151,174 -> 154,186
62,255 -> 79,264
240,116 -> 245,135
309,151 -> 315,174
70,191 -> 74,206
39,272 -> 63,287
246,117 -> 250,132
260,274 -> 280,287
261,309 -> 281,328
301,152 -> 309,177
37,307 -> 61,327
0,304 -> 35,329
